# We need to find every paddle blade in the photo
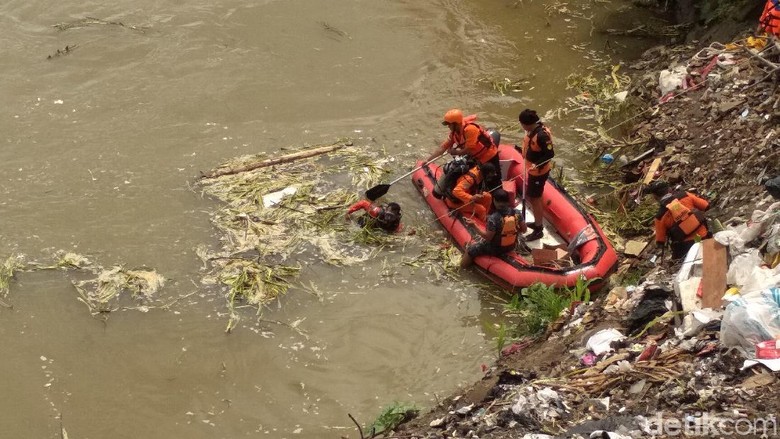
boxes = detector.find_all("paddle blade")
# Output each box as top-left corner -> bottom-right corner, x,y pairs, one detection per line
365,184 -> 390,201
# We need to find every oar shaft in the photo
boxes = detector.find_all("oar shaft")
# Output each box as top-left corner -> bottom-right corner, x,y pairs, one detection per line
387,153 -> 445,186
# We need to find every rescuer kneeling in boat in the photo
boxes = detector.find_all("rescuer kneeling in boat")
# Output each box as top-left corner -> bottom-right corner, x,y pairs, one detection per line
648,180 -> 712,260
460,188 -> 519,268
444,162 -> 500,222
517,108 -> 554,242
346,200 -> 403,233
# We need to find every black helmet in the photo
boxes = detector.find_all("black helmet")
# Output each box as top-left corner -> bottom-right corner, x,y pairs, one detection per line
647,180 -> 670,197
376,211 -> 400,232
486,128 -> 501,146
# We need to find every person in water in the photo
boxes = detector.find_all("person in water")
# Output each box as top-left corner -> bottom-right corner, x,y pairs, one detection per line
346,200 -> 402,233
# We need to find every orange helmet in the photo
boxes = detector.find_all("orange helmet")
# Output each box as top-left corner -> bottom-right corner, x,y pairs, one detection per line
442,109 -> 463,126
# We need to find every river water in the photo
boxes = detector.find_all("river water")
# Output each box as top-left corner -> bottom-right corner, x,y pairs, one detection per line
0,1 -> 659,437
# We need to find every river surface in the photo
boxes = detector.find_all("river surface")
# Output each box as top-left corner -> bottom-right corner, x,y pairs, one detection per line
0,1 -> 659,437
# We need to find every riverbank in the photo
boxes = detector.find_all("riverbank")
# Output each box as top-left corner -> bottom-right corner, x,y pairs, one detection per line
374,17 -> 780,439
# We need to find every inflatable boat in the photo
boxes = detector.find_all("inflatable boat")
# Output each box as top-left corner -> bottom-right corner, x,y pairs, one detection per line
412,144 -> 618,289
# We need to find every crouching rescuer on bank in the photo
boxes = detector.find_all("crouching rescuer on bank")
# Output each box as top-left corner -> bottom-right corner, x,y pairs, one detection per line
459,188 -> 519,268
648,180 -> 712,260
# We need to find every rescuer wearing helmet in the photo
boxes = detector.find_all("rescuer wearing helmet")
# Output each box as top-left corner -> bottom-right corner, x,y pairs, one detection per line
758,0 -> 780,38
426,109 -> 501,183
648,180 -> 711,260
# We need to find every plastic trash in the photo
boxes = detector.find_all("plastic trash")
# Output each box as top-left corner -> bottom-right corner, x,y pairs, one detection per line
262,186 -> 298,208
658,65 -> 688,95
586,328 -> 625,355
590,431 -> 632,439
601,153 -> 615,165
756,340 -> 780,359
767,176 -> 780,200
720,287 -> 780,357
676,309 -> 723,337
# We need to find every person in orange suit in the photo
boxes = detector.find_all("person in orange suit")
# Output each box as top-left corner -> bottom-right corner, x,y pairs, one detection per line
648,180 -> 712,260
346,200 -> 402,233
444,163 -> 500,222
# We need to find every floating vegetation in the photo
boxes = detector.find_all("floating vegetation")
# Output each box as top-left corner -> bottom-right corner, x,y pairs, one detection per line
319,21 -> 351,40
215,259 -> 301,333
52,16 -> 146,32
1,255 -> 25,298
72,266 -> 166,315
197,142 -> 429,327
565,64 -> 633,126
47,44 -> 78,60
56,252 -> 93,269
402,242 -> 462,281
475,76 -> 530,96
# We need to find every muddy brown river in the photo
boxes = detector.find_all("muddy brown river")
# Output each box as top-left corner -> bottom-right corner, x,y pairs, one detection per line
1,1 -> 660,437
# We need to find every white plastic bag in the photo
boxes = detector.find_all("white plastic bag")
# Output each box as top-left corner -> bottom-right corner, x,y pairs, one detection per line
726,250 -> 763,287
658,65 -> 688,95
720,287 -> 780,357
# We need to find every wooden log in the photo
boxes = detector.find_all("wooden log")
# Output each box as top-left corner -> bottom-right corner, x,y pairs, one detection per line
701,238 -> 727,309
198,143 -> 346,180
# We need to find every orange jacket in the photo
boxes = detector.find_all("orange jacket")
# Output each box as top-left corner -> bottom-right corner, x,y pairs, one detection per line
347,200 -> 382,217
448,166 -> 485,206
521,123 -> 554,176
654,192 -> 709,244
760,0 -> 780,37
444,116 -> 498,164
497,212 -> 518,247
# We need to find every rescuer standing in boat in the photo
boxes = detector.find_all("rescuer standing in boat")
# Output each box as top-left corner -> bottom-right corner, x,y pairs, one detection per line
648,180 -> 712,260
517,109 -> 554,242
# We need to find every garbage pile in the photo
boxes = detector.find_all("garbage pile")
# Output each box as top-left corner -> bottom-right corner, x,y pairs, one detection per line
620,37 -> 780,220
385,34 -> 780,439
390,265 -> 779,438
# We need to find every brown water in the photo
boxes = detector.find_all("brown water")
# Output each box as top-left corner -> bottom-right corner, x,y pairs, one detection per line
0,1 -> 659,437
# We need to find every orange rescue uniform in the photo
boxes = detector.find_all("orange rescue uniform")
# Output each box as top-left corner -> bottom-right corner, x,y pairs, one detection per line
445,166 -> 493,222
654,192 -> 710,245
443,115 -> 498,165
760,0 -> 780,37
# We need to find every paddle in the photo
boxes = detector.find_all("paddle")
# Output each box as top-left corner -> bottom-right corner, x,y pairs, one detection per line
365,154 -> 445,201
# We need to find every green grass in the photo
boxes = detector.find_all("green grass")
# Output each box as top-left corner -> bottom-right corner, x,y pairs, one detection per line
367,402 -> 419,436
503,276 -> 595,337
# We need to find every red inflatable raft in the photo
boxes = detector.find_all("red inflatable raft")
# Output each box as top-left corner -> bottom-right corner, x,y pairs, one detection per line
412,144 -> 618,289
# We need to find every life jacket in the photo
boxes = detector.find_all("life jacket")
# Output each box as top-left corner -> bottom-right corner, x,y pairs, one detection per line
432,157 -> 477,201
520,124 -> 554,176
450,115 -> 498,164
658,194 -> 705,242
760,0 -> 780,37
443,169 -> 482,204
494,211 -> 518,247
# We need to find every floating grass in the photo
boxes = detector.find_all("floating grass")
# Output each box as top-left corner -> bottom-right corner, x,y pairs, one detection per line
0,255 -> 25,297
475,76 -> 530,96
72,266 -> 165,315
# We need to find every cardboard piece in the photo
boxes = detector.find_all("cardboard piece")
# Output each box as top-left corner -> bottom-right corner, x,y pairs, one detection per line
532,248 -> 569,266
624,240 -> 648,257
642,158 -> 663,185
701,239 -> 727,309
